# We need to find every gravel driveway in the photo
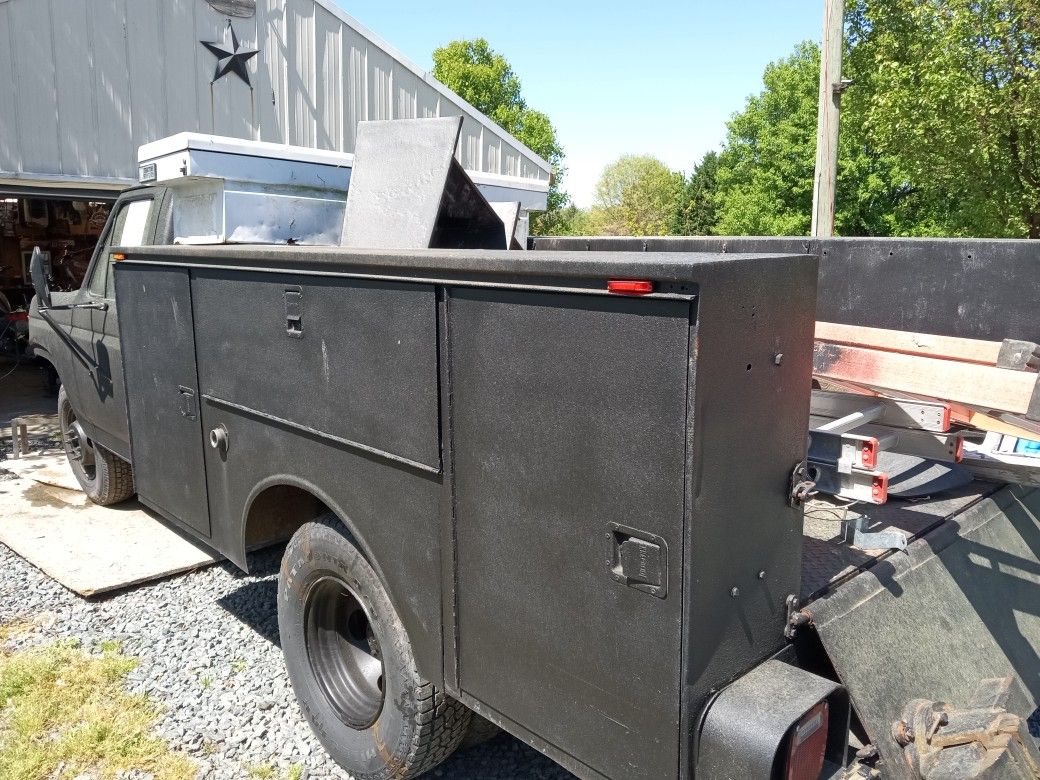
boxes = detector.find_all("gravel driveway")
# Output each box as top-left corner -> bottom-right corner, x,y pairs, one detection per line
0,538 -> 573,780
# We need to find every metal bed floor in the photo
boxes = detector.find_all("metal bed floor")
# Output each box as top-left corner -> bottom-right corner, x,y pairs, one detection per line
800,481 -> 1001,602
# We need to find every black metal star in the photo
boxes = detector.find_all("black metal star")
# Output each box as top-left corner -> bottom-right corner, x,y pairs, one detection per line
201,20 -> 259,86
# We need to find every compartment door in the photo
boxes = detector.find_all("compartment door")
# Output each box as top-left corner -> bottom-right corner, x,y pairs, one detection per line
115,264 -> 210,535
450,288 -> 691,779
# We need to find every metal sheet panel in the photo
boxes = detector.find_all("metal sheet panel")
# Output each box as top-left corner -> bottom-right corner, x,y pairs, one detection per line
0,0 -> 550,187
342,26 -> 367,150
0,3 -> 22,172
255,0 -> 286,144
451,288 -> 691,780
9,0 -> 60,172
127,0 -> 169,149
162,1 -> 202,137
191,270 -> 441,471
116,264 -> 211,536
314,5 -> 342,150
90,0 -> 133,178
395,67 -> 418,120
367,45 -> 393,121
286,0 -> 315,147
460,118 -> 482,171
52,0 -> 97,177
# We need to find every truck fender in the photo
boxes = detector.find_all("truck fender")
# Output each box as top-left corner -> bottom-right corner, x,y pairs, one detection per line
239,474 -> 394,594
695,659 -> 850,778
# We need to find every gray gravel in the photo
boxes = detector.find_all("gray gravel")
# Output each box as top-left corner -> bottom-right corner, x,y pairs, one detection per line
0,540 -> 572,780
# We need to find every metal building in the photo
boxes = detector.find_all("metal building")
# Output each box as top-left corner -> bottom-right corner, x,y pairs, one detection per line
0,0 -> 550,320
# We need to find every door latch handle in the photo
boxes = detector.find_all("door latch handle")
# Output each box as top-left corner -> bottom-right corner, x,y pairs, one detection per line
285,287 -> 303,338
177,386 -> 197,420
209,424 -> 229,453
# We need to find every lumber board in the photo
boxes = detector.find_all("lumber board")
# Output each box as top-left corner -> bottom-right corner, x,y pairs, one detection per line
813,343 -> 1039,416
815,321 -> 1002,365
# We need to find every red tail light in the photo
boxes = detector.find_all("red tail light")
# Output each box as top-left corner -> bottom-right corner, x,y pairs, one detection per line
607,279 -> 653,295
785,700 -> 829,780
6,311 -> 28,322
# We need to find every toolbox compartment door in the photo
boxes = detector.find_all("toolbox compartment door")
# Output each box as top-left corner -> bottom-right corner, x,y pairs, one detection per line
116,265 -> 211,535
449,288 -> 691,780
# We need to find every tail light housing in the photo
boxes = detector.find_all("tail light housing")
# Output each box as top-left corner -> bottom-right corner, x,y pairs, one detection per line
785,700 -> 829,780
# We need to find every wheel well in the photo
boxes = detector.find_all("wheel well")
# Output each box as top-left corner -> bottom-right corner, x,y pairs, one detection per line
243,484 -> 330,552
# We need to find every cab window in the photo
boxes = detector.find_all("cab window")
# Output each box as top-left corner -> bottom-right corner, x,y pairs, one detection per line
87,198 -> 152,298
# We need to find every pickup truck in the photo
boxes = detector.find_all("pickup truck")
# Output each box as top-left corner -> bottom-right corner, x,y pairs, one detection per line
28,119 -> 1040,779
28,186 -> 169,503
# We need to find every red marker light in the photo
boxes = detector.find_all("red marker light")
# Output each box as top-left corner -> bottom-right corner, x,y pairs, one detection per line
607,279 -> 653,295
954,436 -> 964,463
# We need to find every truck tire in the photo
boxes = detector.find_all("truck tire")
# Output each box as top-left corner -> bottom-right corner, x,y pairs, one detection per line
278,515 -> 471,779
459,712 -> 502,749
58,385 -> 135,505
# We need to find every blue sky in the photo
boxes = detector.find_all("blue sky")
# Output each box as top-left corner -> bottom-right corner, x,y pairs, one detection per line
333,2 -> 823,206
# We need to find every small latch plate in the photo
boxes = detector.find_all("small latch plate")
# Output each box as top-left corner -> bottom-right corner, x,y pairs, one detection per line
285,286 -> 303,338
609,522 -> 668,599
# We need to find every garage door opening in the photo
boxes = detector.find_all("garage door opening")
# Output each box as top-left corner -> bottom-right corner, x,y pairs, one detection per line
1,192 -> 116,456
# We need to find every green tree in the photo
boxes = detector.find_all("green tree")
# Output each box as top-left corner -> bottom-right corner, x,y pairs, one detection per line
672,151 -> 720,235
714,41 -> 933,236
714,43 -> 821,235
431,39 -> 568,235
593,155 -> 682,235
847,0 -> 1040,237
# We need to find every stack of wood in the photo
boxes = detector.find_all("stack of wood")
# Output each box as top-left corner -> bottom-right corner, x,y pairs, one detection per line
813,322 -> 1040,488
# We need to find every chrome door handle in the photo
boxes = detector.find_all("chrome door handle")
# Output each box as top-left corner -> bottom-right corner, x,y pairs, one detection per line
209,424 -> 228,452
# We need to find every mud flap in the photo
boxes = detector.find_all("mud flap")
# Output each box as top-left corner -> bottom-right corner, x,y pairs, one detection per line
808,485 -> 1040,779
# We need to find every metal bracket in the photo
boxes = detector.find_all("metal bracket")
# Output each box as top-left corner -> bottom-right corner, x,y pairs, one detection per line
785,594 -> 810,639
789,461 -> 817,507
842,516 -> 907,551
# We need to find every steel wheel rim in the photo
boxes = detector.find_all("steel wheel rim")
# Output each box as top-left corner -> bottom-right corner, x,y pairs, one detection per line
304,575 -> 385,730
62,405 -> 96,479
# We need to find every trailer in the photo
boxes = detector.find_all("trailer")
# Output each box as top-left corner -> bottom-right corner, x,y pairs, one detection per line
27,118 -> 1040,779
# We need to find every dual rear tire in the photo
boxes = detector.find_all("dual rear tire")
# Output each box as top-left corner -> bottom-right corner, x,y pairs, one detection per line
278,515 -> 472,779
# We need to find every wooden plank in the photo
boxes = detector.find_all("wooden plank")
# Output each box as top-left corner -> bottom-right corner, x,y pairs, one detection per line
813,343 -> 1038,415
0,457 -> 218,596
815,321 -> 1003,366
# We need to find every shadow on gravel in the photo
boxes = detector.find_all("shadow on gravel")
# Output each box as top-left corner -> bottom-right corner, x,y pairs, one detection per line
217,579 -> 280,646
439,733 -> 575,778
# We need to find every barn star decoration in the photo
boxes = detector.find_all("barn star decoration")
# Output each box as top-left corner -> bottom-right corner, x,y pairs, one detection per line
201,20 -> 259,86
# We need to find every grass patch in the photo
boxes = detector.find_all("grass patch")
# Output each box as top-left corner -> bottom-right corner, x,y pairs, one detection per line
287,763 -> 305,780
0,636 -> 195,780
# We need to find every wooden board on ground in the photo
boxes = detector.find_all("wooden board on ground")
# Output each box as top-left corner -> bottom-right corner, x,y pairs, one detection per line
0,455 -> 218,597
2,452 -> 81,490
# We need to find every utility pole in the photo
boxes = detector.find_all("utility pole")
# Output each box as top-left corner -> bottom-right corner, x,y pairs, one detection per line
811,0 -> 846,237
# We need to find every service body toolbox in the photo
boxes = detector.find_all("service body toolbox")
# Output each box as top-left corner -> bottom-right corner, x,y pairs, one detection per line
113,243 -> 822,778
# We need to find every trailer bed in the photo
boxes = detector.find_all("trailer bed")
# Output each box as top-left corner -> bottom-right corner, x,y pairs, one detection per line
801,481 -> 1002,602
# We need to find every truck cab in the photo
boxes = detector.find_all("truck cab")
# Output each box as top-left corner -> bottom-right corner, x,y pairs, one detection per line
28,186 -> 170,502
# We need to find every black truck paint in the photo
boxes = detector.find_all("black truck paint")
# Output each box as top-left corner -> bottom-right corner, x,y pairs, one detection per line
111,243 -> 819,779
29,215 -> 1040,777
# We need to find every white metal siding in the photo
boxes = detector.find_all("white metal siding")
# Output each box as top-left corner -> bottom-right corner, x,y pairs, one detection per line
0,0 -> 550,187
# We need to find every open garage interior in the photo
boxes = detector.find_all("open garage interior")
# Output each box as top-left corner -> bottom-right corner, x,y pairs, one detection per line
0,193 -> 114,412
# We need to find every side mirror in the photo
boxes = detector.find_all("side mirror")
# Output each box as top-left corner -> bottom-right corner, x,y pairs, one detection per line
29,246 -> 51,309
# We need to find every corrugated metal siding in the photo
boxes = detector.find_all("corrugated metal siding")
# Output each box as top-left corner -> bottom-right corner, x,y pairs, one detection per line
0,2 -> 19,173
0,0 -> 550,186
